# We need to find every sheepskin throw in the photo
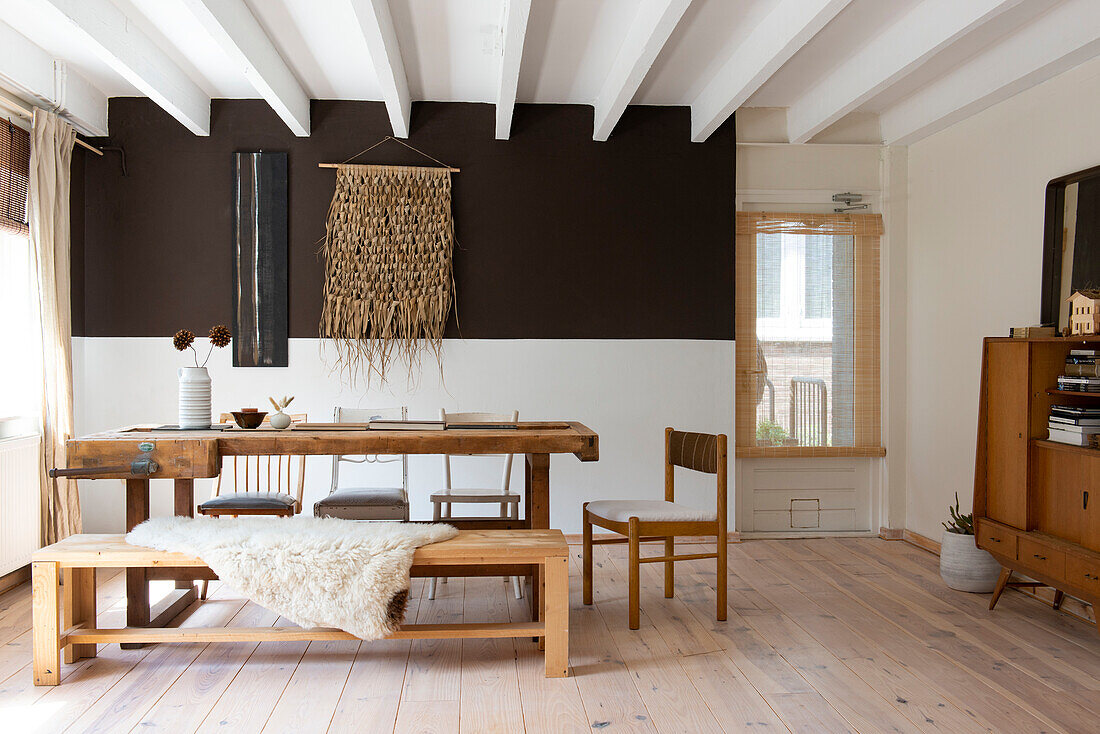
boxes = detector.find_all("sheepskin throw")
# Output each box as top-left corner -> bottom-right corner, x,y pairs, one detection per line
320,164 -> 455,383
126,516 -> 457,640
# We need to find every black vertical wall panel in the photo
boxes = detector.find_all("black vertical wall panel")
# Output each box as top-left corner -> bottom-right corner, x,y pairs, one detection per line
232,151 -> 288,367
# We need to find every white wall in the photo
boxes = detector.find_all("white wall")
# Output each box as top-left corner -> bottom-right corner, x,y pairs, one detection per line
906,55 -> 1100,539
72,338 -> 733,534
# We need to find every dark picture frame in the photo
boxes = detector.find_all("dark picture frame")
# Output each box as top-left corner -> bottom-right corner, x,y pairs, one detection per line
1041,162 -> 1100,329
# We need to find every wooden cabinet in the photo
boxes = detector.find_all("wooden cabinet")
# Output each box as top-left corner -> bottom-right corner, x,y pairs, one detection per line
974,337 -> 1100,633
982,341 -> 1030,528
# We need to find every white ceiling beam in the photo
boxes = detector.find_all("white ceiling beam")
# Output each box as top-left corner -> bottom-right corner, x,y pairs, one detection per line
0,20 -> 108,136
348,0 -> 410,138
881,0 -> 1100,146
690,0 -> 853,143
495,0 -> 531,140
35,0 -> 210,135
183,0 -> 310,136
592,0 -> 692,142
786,0 -> 1022,144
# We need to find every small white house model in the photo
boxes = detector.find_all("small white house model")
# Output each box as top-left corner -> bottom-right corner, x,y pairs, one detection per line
1068,289 -> 1100,335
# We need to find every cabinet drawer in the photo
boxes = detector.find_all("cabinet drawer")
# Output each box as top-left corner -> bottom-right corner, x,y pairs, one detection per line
1066,555 -> 1100,598
977,521 -> 1017,559
1018,537 -> 1066,581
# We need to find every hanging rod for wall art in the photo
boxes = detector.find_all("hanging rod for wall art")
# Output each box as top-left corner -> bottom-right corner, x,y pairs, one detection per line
318,136 -> 459,172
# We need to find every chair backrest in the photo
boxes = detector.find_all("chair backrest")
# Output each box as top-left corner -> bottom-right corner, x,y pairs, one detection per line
212,412 -> 308,511
665,427 -> 727,530
790,377 -> 828,446
439,409 -> 519,493
330,406 -> 409,500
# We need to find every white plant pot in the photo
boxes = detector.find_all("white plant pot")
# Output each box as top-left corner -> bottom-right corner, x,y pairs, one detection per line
269,411 -> 291,430
178,366 -> 211,429
939,530 -> 1001,592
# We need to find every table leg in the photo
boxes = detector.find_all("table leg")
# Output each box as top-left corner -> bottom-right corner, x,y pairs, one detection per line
525,453 -> 550,620
124,479 -> 150,647
124,477 -> 198,648
174,479 -> 195,591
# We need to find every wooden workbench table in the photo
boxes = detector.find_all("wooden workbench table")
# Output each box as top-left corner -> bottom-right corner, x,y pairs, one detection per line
62,422 -> 598,643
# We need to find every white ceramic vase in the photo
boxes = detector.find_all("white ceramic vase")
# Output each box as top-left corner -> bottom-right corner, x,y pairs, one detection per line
939,530 -> 1001,592
269,411 -> 291,430
178,366 -> 212,429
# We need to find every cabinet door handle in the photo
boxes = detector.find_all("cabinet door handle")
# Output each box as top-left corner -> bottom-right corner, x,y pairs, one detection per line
1085,491 -> 1090,511
990,537 -> 1001,542
1033,554 -> 1047,561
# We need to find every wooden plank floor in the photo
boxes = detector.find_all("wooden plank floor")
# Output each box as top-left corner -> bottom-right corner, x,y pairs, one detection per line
2,538 -> 1099,732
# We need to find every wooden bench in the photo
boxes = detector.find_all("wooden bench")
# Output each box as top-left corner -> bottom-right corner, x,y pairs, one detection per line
32,529 -> 570,685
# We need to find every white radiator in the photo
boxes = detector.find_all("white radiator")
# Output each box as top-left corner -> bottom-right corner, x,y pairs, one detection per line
0,434 -> 41,576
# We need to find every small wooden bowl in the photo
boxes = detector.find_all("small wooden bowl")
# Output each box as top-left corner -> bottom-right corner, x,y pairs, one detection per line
231,410 -> 267,429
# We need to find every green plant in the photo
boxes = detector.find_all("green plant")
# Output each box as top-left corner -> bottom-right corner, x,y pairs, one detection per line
756,420 -> 789,446
942,492 -> 974,535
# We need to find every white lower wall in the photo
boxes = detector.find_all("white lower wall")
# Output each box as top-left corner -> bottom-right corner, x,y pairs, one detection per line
72,338 -> 734,534
906,55 -> 1100,539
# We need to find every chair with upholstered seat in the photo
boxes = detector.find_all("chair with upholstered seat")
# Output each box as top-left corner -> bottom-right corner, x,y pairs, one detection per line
314,406 -> 409,521
429,409 -> 522,600
198,412 -> 308,518
198,412 -> 307,599
583,427 -> 727,629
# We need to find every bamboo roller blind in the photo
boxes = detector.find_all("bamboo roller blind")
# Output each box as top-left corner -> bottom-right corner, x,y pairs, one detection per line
735,211 -> 884,458
0,121 -> 30,236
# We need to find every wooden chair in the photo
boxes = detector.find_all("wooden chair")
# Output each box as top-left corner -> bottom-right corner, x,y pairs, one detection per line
314,406 -> 409,521
197,412 -> 307,598
199,412 -> 308,517
429,409 -> 522,600
583,428 -> 727,630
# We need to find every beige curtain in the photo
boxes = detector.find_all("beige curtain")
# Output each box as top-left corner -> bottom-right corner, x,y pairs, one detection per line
29,109 -> 80,543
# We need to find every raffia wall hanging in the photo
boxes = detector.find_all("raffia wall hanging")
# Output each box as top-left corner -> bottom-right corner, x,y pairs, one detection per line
320,162 -> 455,383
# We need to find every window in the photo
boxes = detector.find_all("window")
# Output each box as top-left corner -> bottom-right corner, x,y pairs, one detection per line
0,121 -> 40,433
735,212 -> 882,457
0,230 -> 42,429
755,232 -> 839,342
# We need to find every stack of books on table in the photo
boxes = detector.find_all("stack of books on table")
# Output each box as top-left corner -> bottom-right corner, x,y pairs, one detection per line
1048,405 -> 1100,446
1065,349 -> 1100,377
1056,375 -> 1100,392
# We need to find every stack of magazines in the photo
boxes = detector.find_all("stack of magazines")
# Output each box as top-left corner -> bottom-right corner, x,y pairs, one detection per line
1048,404 -> 1100,446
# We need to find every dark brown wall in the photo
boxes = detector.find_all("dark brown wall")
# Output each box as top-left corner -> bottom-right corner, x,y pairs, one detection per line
75,99 -> 734,339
